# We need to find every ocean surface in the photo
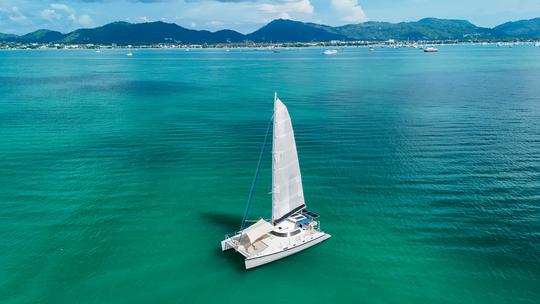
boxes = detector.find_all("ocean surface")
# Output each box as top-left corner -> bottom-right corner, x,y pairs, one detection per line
1,45 -> 539,303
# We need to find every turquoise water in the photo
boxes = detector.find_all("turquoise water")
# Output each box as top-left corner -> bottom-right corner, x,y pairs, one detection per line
1,46 -> 539,303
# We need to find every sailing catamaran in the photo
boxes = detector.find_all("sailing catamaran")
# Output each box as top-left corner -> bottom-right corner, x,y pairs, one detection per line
221,93 -> 331,269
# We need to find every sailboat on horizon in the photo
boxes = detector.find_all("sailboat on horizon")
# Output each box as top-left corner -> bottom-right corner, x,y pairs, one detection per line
221,93 -> 331,269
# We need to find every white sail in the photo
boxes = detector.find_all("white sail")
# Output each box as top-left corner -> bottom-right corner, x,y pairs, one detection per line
272,95 -> 306,224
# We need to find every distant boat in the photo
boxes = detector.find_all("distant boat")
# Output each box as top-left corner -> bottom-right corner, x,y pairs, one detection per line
424,47 -> 438,53
95,50 -> 101,53
369,47 -> 375,52
221,93 -> 331,269
126,52 -> 133,56
322,49 -> 338,55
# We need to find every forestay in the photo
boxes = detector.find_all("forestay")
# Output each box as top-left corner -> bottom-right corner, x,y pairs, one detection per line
272,97 -> 306,224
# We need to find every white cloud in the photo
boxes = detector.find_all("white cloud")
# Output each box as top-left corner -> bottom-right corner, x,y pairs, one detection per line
209,20 -> 224,26
40,8 -> 62,21
78,14 -> 93,26
38,3 -> 93,27
330,0 -> 367,23
50,3 -> 75,14
259,0 -> 314,17
3,6 -> 27,22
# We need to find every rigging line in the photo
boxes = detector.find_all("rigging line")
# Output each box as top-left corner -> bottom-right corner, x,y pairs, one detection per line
240,114 -> 274,230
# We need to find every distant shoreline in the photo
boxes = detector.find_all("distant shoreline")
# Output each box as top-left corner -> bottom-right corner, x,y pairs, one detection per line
1,40 -> 539,51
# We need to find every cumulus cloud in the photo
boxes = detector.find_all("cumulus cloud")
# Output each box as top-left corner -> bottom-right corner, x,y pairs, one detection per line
39,3 -> 94,26
259,0 -> 314,14
209,20 -> 224,25
330,0 -> 367,23
40,8 -> 62,21
258,0 -> 314,21
50,3 -> 75,14
0,6 -> 28,22
78,14 -> 93,26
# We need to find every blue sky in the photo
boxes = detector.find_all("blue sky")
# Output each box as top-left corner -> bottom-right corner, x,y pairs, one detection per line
1,0 -> 540,34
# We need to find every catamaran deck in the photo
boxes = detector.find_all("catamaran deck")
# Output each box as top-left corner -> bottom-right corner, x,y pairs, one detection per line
222,213 -> 330,268
222,227 -> 330,269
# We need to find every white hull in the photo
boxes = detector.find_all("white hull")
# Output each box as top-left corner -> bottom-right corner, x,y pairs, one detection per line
222,231 -> 331,269
322,50 -> 338,55
245,233 -> 331,269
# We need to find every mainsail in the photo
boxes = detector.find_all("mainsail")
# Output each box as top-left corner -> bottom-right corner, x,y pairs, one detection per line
272,95 -> 306,224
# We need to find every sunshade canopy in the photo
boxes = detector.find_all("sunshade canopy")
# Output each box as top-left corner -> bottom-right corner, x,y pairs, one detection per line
242,219 -> 274,244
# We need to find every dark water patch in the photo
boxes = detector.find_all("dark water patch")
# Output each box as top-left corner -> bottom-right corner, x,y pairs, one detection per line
200,211 -> 242,231
0,74 -> 101,86
0,74 -> 196,97
219,248 -> 249,272
83,79 -> 197,97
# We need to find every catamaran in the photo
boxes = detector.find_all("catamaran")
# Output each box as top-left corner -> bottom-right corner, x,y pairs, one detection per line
221,93 -> 331,269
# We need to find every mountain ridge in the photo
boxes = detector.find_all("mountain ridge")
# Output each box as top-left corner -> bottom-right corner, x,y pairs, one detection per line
2,17 -> 540,45
494,18 -> 540,39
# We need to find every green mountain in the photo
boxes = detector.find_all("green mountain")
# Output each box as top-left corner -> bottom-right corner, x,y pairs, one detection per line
0,33 -> 17,40
246,18 -> 500,42
494,18 -> 540,39
247,19 -> 344,42
1,17 -> 540,45
305,18 -> 495,41
18,29 -> 65,43
62,21 -> 245,44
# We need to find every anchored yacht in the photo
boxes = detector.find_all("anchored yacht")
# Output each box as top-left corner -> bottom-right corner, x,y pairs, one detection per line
322,49 -> 338,55
221,94 -> 331,269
